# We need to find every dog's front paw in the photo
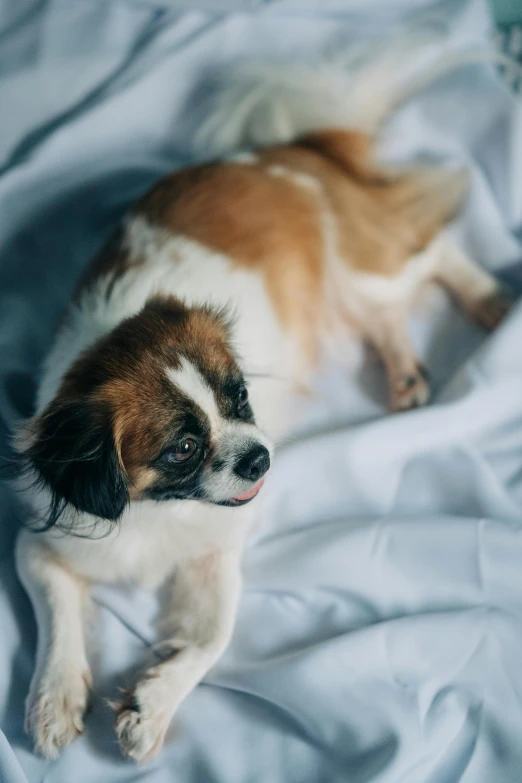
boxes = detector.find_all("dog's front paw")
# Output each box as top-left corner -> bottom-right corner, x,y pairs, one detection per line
115,674 -> 173,763
25,669 -> 92,759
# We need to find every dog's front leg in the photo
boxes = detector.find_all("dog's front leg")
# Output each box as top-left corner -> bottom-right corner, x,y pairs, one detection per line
115,548 -> 242,762
15,532 -> 92,759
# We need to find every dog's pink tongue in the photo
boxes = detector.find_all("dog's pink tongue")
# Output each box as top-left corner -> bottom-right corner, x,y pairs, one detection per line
234,478 -> 265,502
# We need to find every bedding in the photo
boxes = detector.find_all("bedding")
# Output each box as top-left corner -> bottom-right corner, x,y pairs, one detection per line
1,0 -> 522,781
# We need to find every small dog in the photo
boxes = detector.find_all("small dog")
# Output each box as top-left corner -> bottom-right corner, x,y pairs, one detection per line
15,37 -> 512,762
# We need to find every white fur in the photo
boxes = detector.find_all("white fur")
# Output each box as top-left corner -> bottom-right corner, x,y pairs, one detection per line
168,359 -> 273,504
200,419 -> 271,503
195,30 -> 504,157
168,358 -> 222,431
266,164 -> 289,178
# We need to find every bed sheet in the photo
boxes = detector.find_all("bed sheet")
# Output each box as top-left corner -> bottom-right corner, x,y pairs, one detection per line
1,1 -> 522,781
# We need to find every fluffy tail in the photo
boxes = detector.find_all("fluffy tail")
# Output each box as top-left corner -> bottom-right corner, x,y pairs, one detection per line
195,28 -> 512,157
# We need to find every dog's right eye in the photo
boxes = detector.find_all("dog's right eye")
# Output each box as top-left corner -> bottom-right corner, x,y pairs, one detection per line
165,438 -> 198,463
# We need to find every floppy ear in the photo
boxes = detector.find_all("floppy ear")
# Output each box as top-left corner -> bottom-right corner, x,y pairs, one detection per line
26,396 -> 129,525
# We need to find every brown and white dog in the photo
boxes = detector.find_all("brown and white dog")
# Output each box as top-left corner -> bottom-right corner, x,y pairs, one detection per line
15,37 -> 512,762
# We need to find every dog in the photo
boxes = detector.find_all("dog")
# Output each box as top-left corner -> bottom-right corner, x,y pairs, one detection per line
14,34 -> 512,762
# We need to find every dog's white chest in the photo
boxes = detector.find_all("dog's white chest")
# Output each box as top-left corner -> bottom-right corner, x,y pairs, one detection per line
46,500 -> 252,588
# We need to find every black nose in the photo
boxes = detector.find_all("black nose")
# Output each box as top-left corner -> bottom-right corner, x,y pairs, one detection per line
234,445 -> 270,482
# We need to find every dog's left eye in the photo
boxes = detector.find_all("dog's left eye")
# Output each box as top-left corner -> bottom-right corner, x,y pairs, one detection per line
238,386 -> 248,409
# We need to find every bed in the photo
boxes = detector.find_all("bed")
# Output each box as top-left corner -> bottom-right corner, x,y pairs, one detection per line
1,0 -> 522,781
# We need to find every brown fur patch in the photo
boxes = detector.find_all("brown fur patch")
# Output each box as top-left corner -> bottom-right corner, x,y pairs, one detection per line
77,130 -> 467,375
137,161 -> 325,361
260,132 -> 467,274
298,129 -> 383,182
127,468 -> 159,499
130,131 -> 465,363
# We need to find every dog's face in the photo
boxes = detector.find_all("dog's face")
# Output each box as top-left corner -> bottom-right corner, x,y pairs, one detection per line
25,296 -> 271,527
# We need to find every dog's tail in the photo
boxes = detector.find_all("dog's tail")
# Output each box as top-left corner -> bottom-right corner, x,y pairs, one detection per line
195,28 -> 509,157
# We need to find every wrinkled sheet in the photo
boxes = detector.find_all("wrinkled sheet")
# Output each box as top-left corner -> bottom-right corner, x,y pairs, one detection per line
1,1 -> 522,781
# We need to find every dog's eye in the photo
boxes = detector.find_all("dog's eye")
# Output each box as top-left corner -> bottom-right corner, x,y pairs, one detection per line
167,438 -> 197,463
238,386 -> 249,409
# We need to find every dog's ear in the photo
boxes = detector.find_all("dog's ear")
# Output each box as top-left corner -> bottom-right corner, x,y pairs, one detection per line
25,396 -> 128,526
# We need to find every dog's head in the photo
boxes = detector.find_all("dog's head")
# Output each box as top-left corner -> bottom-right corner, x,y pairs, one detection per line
24,296 -> 271,529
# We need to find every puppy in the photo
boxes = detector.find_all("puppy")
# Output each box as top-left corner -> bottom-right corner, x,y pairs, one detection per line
15,38 -> 512,762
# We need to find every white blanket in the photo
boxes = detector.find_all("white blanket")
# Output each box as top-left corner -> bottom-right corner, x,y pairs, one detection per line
1,1 -> 522,781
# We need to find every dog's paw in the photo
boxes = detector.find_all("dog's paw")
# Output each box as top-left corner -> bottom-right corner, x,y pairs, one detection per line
390,365 -> 431,412
25,670 -> 92,759
468,286 -> 515,330
115,675 -> 172,763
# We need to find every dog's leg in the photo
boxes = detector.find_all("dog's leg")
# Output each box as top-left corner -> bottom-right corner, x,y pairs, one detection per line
15,532 -> 91,759
434,241 -> 514,329
115,549 -> 241,763
366,308 -> 430,412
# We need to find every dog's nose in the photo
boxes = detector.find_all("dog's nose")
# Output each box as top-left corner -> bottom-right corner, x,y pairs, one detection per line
234,445 -> 270,482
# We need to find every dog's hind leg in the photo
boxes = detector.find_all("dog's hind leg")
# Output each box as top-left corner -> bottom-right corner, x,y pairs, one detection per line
433,239 -> 514,330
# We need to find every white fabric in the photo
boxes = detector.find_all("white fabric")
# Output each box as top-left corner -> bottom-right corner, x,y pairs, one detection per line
1,1 -> 522,781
